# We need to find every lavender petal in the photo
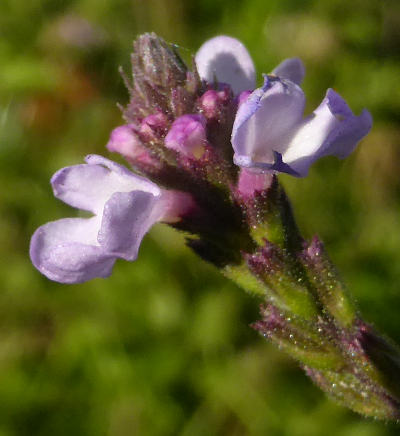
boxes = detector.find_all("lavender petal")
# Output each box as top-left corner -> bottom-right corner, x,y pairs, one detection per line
272,57 -> 305,85
232,76 -> 305,167
195,35 -> 256,94
98,190 -> 163,261
31,155 -> 168,284
52,155 -> 160,215
30,217 -> 115,284
282,89 -> 372,176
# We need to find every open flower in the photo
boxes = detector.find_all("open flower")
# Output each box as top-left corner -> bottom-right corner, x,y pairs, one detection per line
195,35 -> 305,95
231,76 -> 372,177
30,155 -> 192,284
195,36 -> 372,177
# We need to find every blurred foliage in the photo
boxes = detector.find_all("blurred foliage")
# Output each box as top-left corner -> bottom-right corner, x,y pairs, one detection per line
0,0 -> 400,434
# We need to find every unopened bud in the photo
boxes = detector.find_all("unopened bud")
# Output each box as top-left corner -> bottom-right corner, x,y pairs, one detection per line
124,33 -> 190,124
164,114 -> 207,158
107,124 -> 153,165
132,33 -> 187,89
198,86 -> 232,120
139,112 -> 169,141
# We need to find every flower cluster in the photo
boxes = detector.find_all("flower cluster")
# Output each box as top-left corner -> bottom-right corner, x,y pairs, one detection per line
29,33 -> 400,421
30,34 -> 371,284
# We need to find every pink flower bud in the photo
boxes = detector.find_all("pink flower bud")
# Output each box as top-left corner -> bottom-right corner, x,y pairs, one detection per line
164,114 -> 207,158
198,86 -> 231,119
107,124 -> 153,164
139,112 -> 169,141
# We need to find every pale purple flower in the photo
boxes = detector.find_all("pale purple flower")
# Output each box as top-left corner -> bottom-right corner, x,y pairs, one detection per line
30,155 -> 192,284
232,77 -> 372,176
164,114 -> 207,157
195,35 -> 304,95
195,36 -> 372,177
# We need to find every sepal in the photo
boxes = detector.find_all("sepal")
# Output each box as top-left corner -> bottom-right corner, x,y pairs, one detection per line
246,241 -> 318,319
253,304 -> 343,370
355,321 -> 400,401
237,175 -> 302,252
301,236 -> 356,328
304,361 -> 400,420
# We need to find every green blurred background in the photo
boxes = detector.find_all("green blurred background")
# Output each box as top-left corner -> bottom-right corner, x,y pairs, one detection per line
1,0 -> 400,434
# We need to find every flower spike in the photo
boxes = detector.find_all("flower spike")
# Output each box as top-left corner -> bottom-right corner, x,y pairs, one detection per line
30,32 -> 400,420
